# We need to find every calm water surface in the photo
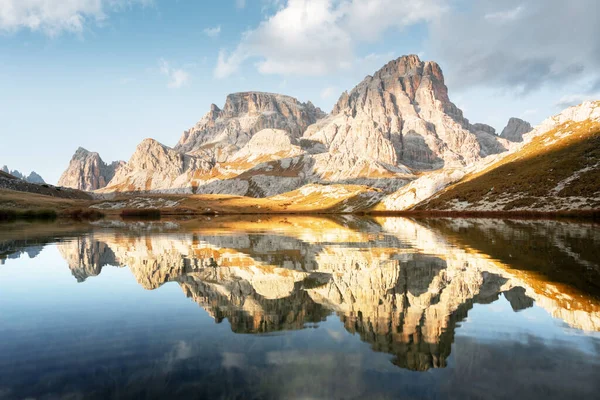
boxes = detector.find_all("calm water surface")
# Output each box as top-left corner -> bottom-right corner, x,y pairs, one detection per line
0,216 -> 599,399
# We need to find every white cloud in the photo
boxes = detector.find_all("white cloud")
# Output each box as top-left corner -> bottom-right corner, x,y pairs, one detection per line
521,108 -> 538,117
320,86 -> 336,99
203,25 -> 221,38
484,5 -> 524,22
159,59 -> 190,89
430,0 -> 600,93
236,0 -> 246,9
214,0 -> 443,79
0,0 -> 149,36
555,94 -> 598,109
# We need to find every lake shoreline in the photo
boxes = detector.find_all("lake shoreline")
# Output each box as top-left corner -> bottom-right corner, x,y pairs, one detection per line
2,188 -> 599,222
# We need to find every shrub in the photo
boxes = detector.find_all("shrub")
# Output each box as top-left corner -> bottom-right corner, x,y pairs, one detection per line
120,208 -> 161,219
63,208 -> 105,221
0,209 -> 58,221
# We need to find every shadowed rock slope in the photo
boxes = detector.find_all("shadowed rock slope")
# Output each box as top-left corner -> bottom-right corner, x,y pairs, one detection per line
414,101 -> 600,212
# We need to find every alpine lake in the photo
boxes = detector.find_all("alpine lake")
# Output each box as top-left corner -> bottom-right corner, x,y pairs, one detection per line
0,216 -> 599,399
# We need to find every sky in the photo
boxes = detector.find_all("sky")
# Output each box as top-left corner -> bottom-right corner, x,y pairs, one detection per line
0,0 -> 599,184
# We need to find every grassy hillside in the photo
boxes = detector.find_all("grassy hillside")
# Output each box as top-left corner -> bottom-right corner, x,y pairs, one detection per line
416,118 -> 600,212
91,184 -> 381,215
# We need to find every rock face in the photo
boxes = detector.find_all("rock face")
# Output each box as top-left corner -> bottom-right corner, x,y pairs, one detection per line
58,148 -> 125,191
304,55 -> 509,171
175,92 -> 326,161
500,117 -> 532,142
1,166 -> 46,184
411,101 -> 600,212
104,139 -> 213,193
73,55 -> 537,200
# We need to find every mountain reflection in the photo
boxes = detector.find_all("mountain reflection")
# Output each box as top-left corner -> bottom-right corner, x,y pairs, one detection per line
3,216 -> 600,372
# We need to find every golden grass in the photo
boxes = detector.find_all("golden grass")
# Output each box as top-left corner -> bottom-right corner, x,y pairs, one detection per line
0,189 -> 87,211
419,120 -> 600,211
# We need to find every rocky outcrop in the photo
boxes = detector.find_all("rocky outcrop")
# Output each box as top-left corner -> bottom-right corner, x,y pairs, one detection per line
412,101 -> 600,212
304,55 -> 509,171
175,92 -> 325,161
1,165 -> 45,184
0,168 -> 92,200
102,139 -> 214,193
57,148 -> 125,191
500,117 -> 532,142
230,129 -> 304,163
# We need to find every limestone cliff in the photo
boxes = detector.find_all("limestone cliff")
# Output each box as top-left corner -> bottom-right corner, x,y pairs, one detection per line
103,139 -> 214,193
58,148 -> 125,191
304,55 -> 510,171
175,92 -> 325,161
500,117 -> 533,142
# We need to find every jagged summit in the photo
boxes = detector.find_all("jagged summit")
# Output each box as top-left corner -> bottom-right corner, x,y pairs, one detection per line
58,148 -> 125,191
305,54 -> 509,171
101,138 -> 213,194
1,165 -> 46,184
500,117 -> 533,142
175,91 -> 325,159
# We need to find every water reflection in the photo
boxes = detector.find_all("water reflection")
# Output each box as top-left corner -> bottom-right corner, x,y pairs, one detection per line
2,216 -> 599,375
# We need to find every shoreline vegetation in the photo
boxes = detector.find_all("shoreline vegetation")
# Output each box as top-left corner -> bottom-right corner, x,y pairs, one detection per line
1,187 -> 598,223
1,200 -> 598,223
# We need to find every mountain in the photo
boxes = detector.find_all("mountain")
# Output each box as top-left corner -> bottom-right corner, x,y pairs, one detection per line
304,55 -> 509,170
412,101 -> 600,212
94,55 -> 522,197
500,117 -> 532,142
175,92 -> 326,161
0,167 -> 92,200
58,147 -> 125,191
1,166 -> 46,184
103,139 -> 213,193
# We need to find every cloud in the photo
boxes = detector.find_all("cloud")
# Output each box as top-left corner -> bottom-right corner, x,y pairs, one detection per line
203,25 -> 221,38
159,59 -> 190,89
554,94 -> 598,109
521,109 -> 538,117
484,5 -> 524,22
320,86 -> 336,99
236,0 -> 246,9
429,0 -> 600,94
0,0 -> 150,36
214,0 -> 443,78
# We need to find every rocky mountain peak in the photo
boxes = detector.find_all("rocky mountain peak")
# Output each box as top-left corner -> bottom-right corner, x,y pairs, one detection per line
174,92 -> 325,159
102,138 -> 213,193
500,117 -> 533,142
1,165 -> 46,184
58,148 -> 125,191
332,55 -> 451,117
306,54 -> 508,171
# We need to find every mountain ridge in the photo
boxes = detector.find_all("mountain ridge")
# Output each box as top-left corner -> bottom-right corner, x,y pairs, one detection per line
49,54 -> 600,215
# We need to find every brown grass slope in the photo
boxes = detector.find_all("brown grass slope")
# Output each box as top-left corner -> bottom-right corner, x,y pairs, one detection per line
416,119 -> 600,212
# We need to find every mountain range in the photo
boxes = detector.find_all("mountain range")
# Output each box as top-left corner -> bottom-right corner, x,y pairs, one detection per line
53,54 -> 599,214
1,166 -> 45,184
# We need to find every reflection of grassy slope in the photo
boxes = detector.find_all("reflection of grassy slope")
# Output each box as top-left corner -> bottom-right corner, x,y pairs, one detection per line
418,120 -> 600,211
421,218 -> 600,306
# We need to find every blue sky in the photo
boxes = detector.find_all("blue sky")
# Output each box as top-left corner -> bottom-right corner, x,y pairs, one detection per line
1,0 -> 599,184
